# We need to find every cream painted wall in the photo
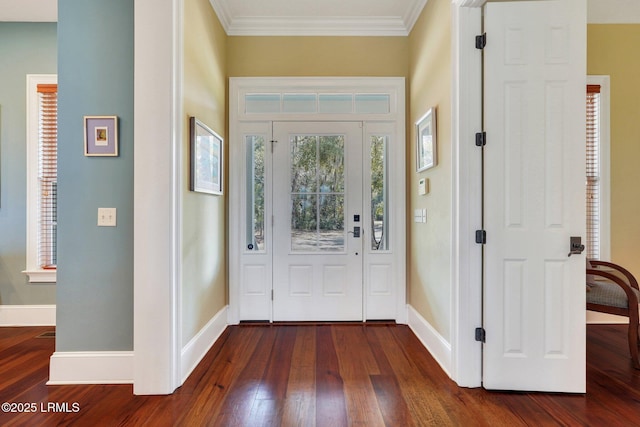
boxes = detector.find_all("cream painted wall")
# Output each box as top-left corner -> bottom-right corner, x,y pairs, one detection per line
408,0 -> 452,340
182,0 -> 228,346
227,36 -> 408,77
588,24 -> 640,280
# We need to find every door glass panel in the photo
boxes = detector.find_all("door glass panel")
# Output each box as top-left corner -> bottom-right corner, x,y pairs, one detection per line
291,136 -> 318,193
318,136 -> 344,192
290,134 -> 345,252
291,194 -> 318,251
245,135 -> 265,251
371,135 -> 389,250
319,194 -> 344,250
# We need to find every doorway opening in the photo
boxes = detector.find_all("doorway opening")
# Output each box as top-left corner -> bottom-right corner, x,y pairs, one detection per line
228,77 -> 406,324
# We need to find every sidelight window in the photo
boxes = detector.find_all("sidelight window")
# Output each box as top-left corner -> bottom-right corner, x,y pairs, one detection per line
370,135 -> 389,251
245,135 -> 266,251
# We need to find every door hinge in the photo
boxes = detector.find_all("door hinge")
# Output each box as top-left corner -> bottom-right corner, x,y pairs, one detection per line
475,230 -> 486,244
475,327 -> 486,343
272,215 -> 275,227
271,289 -> 274,301
270,140 -> 277,153
475,33 -> 487,50
475,132 -> 486,147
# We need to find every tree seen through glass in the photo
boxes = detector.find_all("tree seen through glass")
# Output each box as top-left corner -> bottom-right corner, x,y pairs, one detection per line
290,135 -> 345,251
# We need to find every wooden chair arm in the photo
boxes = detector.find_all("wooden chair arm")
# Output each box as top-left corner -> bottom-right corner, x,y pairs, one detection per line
587,268 -> 640,308
589,260 -> 640,290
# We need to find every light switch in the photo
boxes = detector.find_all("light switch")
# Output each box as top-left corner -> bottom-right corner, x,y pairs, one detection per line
98,208 -> 117,227
414,209 -> 427,223
414,209 -> 422,223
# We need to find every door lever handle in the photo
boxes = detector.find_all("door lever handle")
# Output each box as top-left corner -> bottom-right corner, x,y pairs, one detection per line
567,236 -> 585,257
348,226 -> 361,238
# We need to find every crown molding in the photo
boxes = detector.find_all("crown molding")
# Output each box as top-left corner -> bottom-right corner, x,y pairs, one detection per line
208,0 -> 232,32
226,16 -> 410,37
209,0 -> 427,36
404,0 -> 429,32
451,0 -> 486,7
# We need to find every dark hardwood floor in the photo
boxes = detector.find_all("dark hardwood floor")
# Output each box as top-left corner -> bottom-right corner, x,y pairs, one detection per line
1,322 -> 639,426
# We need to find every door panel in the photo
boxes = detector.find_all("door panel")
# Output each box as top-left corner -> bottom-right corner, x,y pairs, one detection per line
483,0 -> 586,392
272,122 -> 363,321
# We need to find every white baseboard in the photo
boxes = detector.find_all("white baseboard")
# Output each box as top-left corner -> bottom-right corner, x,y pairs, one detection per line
181,305 -> 228,383
587,310 -> 628,324
407,304 -> 452,377
48,351 -> 134,385
0,304 -> 56,326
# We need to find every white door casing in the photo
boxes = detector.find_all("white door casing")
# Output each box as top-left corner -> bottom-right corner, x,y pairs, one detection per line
483,0 -> 586,392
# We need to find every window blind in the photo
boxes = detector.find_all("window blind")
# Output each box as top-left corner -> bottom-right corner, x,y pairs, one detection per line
37,83 -> 57,269
586,84 -> 600,260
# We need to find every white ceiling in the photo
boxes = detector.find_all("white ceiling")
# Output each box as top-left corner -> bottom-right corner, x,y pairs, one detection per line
587,0 -> 640,23
0,0 -> 56,22
2,0 -> 640,33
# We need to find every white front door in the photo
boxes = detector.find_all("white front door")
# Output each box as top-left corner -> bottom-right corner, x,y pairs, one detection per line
483,0 -> 586,392
272,122 -> 364,321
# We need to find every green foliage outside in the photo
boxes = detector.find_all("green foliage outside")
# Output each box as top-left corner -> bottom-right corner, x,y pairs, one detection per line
249,133 -> 387,251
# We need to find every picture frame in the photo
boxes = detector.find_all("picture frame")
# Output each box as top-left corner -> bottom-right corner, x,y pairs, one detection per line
416,107 -> 437,172
190,117 -> 223,195
84,116 -> 118,157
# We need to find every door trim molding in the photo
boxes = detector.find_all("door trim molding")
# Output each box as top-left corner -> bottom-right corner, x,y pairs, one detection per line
450,2 -> 483,387
133,0 -> 183,395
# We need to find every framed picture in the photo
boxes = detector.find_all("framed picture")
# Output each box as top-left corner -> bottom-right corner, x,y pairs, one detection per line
416,108 -> 437,172
190,117 -> 223,195
84,116 -> 118,156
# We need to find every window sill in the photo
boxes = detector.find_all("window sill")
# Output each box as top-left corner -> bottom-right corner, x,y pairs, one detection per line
23,269 -> 56,283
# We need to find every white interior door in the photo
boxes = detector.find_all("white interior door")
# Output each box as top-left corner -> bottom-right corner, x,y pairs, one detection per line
272,122 -> 363,321
483,0 -> 586,392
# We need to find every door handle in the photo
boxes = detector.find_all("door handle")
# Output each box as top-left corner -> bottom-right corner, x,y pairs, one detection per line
567,236 -> 585,257
348,226 -> 361,238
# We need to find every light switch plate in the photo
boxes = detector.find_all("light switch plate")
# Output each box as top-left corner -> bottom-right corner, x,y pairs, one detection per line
414,209 -> 427,223
414,209 -> 422,223
98,208 -> 117,227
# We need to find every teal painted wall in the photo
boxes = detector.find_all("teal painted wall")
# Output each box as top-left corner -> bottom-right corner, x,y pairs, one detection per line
56,0 -> 134,351
0,23 -> 57,305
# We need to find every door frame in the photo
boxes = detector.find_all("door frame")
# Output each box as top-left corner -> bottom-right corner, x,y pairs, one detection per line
228,77 -> 407,325
450,0 -> 485,388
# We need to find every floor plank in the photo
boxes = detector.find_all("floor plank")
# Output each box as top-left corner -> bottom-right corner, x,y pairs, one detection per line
1,323 -> 640,426
282,326 -> 316,427
315,325 -> 348,427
